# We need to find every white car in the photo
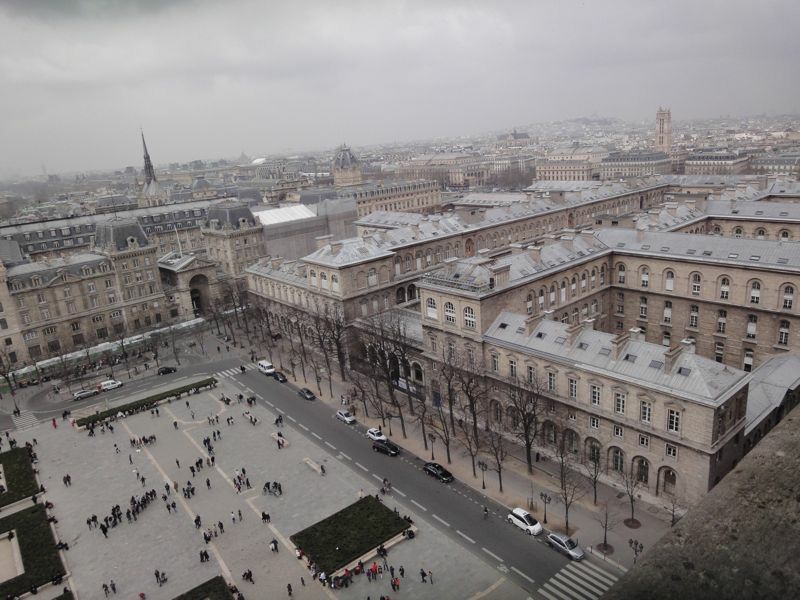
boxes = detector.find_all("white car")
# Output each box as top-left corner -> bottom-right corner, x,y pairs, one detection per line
97,379 -> 123,392
507,507 -> 543,536
366,427 -> 387,442
336,410 -> 356,425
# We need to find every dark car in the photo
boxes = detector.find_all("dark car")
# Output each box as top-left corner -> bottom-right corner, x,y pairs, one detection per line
372,439 -> 400,456
273,371 -> 287,383
158,366 -> 177,375
298,388 -> 316,401
423,462 -> 454,483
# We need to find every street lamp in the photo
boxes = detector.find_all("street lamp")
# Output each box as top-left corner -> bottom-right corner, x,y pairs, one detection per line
428,433 -> 436,461
477,460 -> 488,490
387,414 -> 394,437
629,539 -> 644,565
540,492 -> 552,524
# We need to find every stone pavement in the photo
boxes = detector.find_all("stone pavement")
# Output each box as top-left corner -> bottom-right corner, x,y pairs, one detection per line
226,325 -> 673,570
12,369 -> 530,599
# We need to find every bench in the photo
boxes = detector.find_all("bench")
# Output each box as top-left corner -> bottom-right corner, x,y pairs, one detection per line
331,525 -> 418,578
303,457 -> 322,474
270,432 -> 289,447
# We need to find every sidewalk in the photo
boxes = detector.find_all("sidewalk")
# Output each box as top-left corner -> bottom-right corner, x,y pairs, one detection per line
219,324 -> 674,569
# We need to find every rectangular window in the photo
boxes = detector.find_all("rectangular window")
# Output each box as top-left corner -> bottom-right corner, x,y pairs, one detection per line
87,282 -> 96,293
665,443 -> 678,458
614,392 -> 626,414
640,401 -> 652,423
548,372 -> 556,392
590,416 -> 599,429
591,385 -> 601,405
508,359 -> 517,378
613,424 -> 624,438
527,365 -> 534,384
568,378 -> 577,399
667,409 -> 681,433
639,434 -> 650,448
491,355 -> 499,372
639,298 -> 647,318
746,316 -> 757,339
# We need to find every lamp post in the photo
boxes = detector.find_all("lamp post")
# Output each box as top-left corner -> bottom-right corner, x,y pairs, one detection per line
540,492 -> 552,524
387,414 -> 393,437
428,433 -> 436,461
629,539 -> 644,565
477,460 -> 488,490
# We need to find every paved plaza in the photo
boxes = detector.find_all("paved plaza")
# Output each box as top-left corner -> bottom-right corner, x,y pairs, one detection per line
14,375 -> 530,599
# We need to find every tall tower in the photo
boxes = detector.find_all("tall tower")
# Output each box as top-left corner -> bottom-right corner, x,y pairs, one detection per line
655,108 -> 672,153
141,130 -> 157,186
332,144 -> 362,187
139,131 -> 163,206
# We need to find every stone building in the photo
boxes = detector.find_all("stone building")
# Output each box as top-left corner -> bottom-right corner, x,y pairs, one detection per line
332,144 -> 363,188
685,151 -> 750,175
535,159 -> 597,181
600,152 -> 672,179
201,201 -> 267,279
655,107 -> 672,153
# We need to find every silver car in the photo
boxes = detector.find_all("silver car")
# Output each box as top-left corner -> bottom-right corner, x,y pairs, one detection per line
546,533 -> 585,560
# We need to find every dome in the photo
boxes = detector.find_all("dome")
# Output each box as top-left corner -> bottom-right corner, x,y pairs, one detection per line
333,144 -> 359,170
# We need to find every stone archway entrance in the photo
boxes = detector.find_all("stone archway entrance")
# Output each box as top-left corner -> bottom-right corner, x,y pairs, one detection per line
189,274 -> 210,316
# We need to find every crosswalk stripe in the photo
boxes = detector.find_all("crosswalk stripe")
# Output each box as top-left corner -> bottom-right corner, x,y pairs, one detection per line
555,571 -> 601,597
12,412 -> 39,430
548,576 -> 593,600
540,582 -> 576,600
538,588 -> 565,600
575,560 -> 618,583
563,566 -> 608,594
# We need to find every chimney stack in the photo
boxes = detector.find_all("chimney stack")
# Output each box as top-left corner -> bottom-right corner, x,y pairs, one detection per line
566,321 -> 583,346
629,327 -> 645,342
315,234 -> 333,249
270,257 -> 282,270
611,331 -> 630,360
664,343 -> 683,373
528,245 -> 542,262
680,338 -> 696,354
330,240 -> 343,256
582,318 -> 595,331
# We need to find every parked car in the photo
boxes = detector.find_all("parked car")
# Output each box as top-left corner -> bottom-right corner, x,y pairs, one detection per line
546,533 -> 585,560
423,462 -> 454,483
257,360 -> 275,375
72,389 -> 98,401
97,379 -> 123,392
298,388 -> 316,401
372,439 -> 400,456
157,366 -> 177,375
335,410 -> 356,424
507,507 -> 543,536
366,427 -> 387,442
272,371 -> 287,383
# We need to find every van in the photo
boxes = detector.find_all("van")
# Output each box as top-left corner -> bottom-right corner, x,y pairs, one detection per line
257,360 -> 275,375
97,379 -> 123,392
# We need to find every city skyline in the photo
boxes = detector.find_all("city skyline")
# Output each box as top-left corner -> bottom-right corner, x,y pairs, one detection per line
1,0 -> 799,176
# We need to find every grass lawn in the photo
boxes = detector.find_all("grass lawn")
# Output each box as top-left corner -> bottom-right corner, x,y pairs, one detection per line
290,496 -> 409,574
0,448 -> 40,508
0,505 -> 64,597
172,575 -> 234,600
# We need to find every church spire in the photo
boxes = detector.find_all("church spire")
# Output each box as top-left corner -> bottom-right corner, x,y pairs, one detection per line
141,130 -> 156,186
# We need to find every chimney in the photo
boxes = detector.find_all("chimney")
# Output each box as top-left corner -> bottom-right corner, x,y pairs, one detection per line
330,240 -> 343,256
610,331 -> 630,360
582,318 -> 595,331
270,257 -> 282,270
579,230 -> 595,244
680,338 -> 696,354
527,245 -> 542,262
685,198 -> 697,211
490,263 -> 511,286
560,235 -> 574,251
628,327 -> 644,342
664,343 -> 683,373
665,202 -> 678,216
509,242 -> 526,255
566,321 -> 583,346
528,311 -> 552,334
315,234 -> 333,249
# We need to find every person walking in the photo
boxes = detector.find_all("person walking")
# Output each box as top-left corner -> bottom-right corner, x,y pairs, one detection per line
231,511 -> 236,524
102,583 -> 110,597
287,583 -> 293,597
109,580 -> 117,594
428,570 -> 434,584
419,569 -> 427,583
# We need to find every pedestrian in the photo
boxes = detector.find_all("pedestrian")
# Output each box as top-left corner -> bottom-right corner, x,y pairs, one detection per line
102,583 -> 110,597
420,569 -> 426,583
154,570 -> 160,584
206,478 -> 211,489
176,459 -> 180,469
390,566 -> 395,578
52,418 -> 57,428
129,454 -> 133,465
110,580 -> 116,594
428,570 -> 433,584
287,583 -> 293,597
300,576 -> 305,586
231,511 -> 236,524
218,521 -> 224,534
114,443 -> 120,454
238,509 -> 242,522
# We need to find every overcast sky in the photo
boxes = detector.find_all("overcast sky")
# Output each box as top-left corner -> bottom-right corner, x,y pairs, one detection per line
1,0 -> 798,177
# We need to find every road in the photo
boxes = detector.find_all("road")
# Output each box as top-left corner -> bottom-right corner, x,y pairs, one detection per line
22,355 -> 621,599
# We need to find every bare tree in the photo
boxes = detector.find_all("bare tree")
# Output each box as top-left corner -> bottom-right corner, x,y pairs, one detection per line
620,461 -> 644,525
455,353 -> 490,457
308,299 -> 335,398
430,344 -> 460,432
410,391 -> 431,451
485,426 -> 509,493
169,325 -> 181,365
554,430 -> 586,535
0,348 -> 19,410
504,371 -> 544,475
425,396 -> 454,464
595,502 -> 621,553
665,492 -> 682,527
454,388 -> 484,478
581,441 -> 603,506
322,303 -> 349,382
191,323 -> 208,357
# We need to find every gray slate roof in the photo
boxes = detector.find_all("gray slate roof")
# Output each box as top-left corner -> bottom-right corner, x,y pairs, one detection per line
744,353 -> 800,435
94,218 -> 150,252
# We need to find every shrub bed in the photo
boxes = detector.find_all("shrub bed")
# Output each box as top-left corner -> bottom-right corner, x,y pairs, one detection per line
76,377 -> 217,427
172,576 -> 234,600
52,590 -> 74,600
290,496 -> 409,574
0,505 -> 64,597
0,448 -> 39,508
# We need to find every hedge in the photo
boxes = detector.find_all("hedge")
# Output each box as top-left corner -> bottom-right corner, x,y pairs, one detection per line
290,496 -> 409,574
0,505 -> 64,597
76,377 -> 217,427
52,590 -> 74,600
0,448 -> 40,508
172,576 -> 234,600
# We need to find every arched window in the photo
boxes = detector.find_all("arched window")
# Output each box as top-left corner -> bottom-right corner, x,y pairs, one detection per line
425,297 -> 437,319
734,227 -> 743,238
691,273 -> 701,296
590,268 -> 596,286
640,268 -> 649,288
526,293 -> 534,315
664,270 -> 674,292
610,448 -> 624,472
367,269 -> 377,286
463,306 -> 476,329
750,281 -> 761,304
719,277 -> 730,300
783,285 -> 794,310
320,272 -> 329,289
689,305 -> 699,328
712,225 -> 721,235
570,276 -> 577,296
549,285 -> 556,304
581,273 -> 587,291
755,228 -> 766,240
780,230 -> 791,241
331,274 -> 339,292
444,302 -> 456,323
560,281 -> 567,303
636,458 -> 650,484
413,362 -> 424,382
309,270 -> 317,285
778,320 -> 790,345
600,265 -> 606,285
561,312 -> 569,323
404,255 -> 412,271
617,264 -> 626,284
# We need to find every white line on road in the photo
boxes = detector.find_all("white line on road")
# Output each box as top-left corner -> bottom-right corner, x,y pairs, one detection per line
372,474 -> 384,482
482,547 -> 504,562
264,400 -> 274,407
456,530 -> 475,544
298,423 -> 309,431
324,441 -> 336,450
354,462 -> 369,472
411,499 -> 427,512
339,452 -> 351,461
510,566 -> 534,584
432,514 -> 450,527
311,432 -> 322,440
392,487 -> 406,497
286,415 -> 297,422
254,394 -> 263,400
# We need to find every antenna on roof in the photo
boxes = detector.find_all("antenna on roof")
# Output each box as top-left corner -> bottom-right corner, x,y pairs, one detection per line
173,223 -> 183,257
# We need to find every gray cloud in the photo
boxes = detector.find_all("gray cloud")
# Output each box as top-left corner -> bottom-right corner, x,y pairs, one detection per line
0,0 -> 798,176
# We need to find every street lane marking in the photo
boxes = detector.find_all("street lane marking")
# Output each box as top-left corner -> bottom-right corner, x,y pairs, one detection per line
311,432 -> 322,440
557,570 -> 602,597
547,577 -> 587,599
372,474 -> 384,483
339,452 -> 351,461
324,441 -> 336,450
411,499 -> 427,512
432,514 -> 450,527
286,415 -> 297,422
392,486 -> 406,497
456,530 -> 475,544
355,462 -> 369,472
482,547 -> 504,562
298,423 -> 309,431
538,587 -> 566,600
510,566 -> 535,584
264,400 -> 274,407
576,560 -> 619,581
